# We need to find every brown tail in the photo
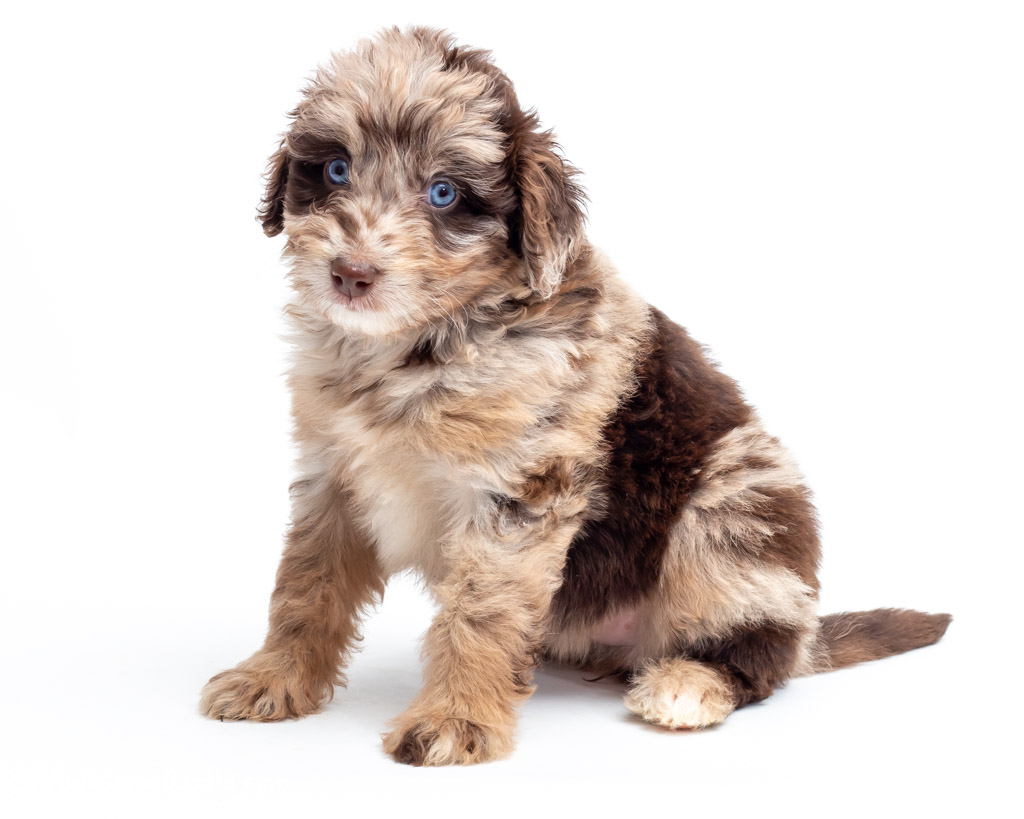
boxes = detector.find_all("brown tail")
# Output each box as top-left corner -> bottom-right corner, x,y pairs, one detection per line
814,608 -> 952,672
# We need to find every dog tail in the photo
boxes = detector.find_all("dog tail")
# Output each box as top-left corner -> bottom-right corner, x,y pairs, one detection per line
812,608 -> 951,672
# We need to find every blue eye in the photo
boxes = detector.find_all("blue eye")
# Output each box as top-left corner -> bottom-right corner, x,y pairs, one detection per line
428,180 -> 457,208
325,158 -> 349,186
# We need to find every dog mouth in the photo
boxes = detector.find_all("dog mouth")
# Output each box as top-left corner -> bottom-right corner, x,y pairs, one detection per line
330,286 -> 376,310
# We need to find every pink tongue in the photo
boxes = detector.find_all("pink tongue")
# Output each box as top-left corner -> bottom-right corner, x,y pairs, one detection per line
591,610 -> 639,646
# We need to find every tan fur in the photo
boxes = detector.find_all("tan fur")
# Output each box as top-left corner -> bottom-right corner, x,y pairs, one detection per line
201,478 -> 384,720
202,28 -> 949,764
625,658 -> 737,729
814,609 -> 952,672
544,418 -> 820,675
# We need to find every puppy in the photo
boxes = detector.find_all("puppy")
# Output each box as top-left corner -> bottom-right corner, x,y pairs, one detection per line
201,27 -> 950,765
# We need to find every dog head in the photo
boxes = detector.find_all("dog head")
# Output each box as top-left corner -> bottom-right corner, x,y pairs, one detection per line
259,28 -> 586,337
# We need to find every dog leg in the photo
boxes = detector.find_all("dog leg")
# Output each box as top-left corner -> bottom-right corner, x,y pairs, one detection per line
382,509 -> 578,766
201,476 -> 383,721
625,621 -> 814,729
624,657 -> 738,729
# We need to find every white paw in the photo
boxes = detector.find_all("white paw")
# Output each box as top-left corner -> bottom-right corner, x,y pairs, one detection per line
625,659 -> 735,729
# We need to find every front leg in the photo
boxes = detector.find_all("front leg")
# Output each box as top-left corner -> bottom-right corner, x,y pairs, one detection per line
383,481 -> 584,765
201,474 -> 383,720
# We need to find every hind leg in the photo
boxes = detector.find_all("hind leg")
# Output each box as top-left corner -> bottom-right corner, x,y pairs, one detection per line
626,622 -> 814,729
625,657 -> 737,728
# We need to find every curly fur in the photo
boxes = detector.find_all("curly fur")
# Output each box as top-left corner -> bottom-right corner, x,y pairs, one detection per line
201,27 -> 951,765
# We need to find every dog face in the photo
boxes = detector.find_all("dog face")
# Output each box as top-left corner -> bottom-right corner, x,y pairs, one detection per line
261,28 -> 585,337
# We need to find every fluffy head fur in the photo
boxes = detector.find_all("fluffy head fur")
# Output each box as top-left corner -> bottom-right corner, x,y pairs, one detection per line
260,28 -> 583,337
201,28 -> 950,766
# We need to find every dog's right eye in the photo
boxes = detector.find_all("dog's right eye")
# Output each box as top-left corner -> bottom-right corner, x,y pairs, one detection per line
325,158 -> 350,186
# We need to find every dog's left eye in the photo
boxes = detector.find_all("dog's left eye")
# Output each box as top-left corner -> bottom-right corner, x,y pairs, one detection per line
427,180 -> 458,208
325,158 -> 350,186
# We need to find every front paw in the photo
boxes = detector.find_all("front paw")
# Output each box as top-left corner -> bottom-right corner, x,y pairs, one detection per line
200,654 -> 330,721
383,709 -> 514,766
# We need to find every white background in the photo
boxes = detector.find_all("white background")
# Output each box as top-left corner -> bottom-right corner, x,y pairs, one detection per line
2,1 -> 1021,816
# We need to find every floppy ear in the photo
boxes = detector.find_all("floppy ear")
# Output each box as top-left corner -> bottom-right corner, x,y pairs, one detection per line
257,139 -> 289,237
511,118 -> 586,298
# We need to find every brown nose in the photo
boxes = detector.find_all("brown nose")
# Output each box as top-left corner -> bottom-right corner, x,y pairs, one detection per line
330,258 -> 379,299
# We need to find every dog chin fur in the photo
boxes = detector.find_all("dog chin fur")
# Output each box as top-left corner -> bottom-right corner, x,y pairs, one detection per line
200,26 -> 951,766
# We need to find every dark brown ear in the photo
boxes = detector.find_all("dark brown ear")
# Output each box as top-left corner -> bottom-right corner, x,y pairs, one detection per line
257,139 -> 289,237
511,115 -> 586,298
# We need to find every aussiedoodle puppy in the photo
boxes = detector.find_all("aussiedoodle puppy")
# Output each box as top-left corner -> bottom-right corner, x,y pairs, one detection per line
201,27 -> 950,765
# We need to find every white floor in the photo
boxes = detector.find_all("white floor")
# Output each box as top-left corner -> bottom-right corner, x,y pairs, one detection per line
2,571 -> 1002,818
3,2 -> 1021,816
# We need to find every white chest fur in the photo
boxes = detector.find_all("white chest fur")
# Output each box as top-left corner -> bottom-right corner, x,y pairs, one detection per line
287,278 -> 647,583
329,406 -> 468,579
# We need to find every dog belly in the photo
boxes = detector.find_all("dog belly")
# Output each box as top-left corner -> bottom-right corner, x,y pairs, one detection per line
589,609 -> 640,646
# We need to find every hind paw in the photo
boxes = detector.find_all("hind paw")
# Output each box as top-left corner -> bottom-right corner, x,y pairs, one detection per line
625,658 -> 736,729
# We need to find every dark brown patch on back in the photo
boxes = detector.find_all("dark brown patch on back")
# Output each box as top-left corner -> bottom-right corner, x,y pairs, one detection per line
751,484 -> 821,590
551,308 -> 751,624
